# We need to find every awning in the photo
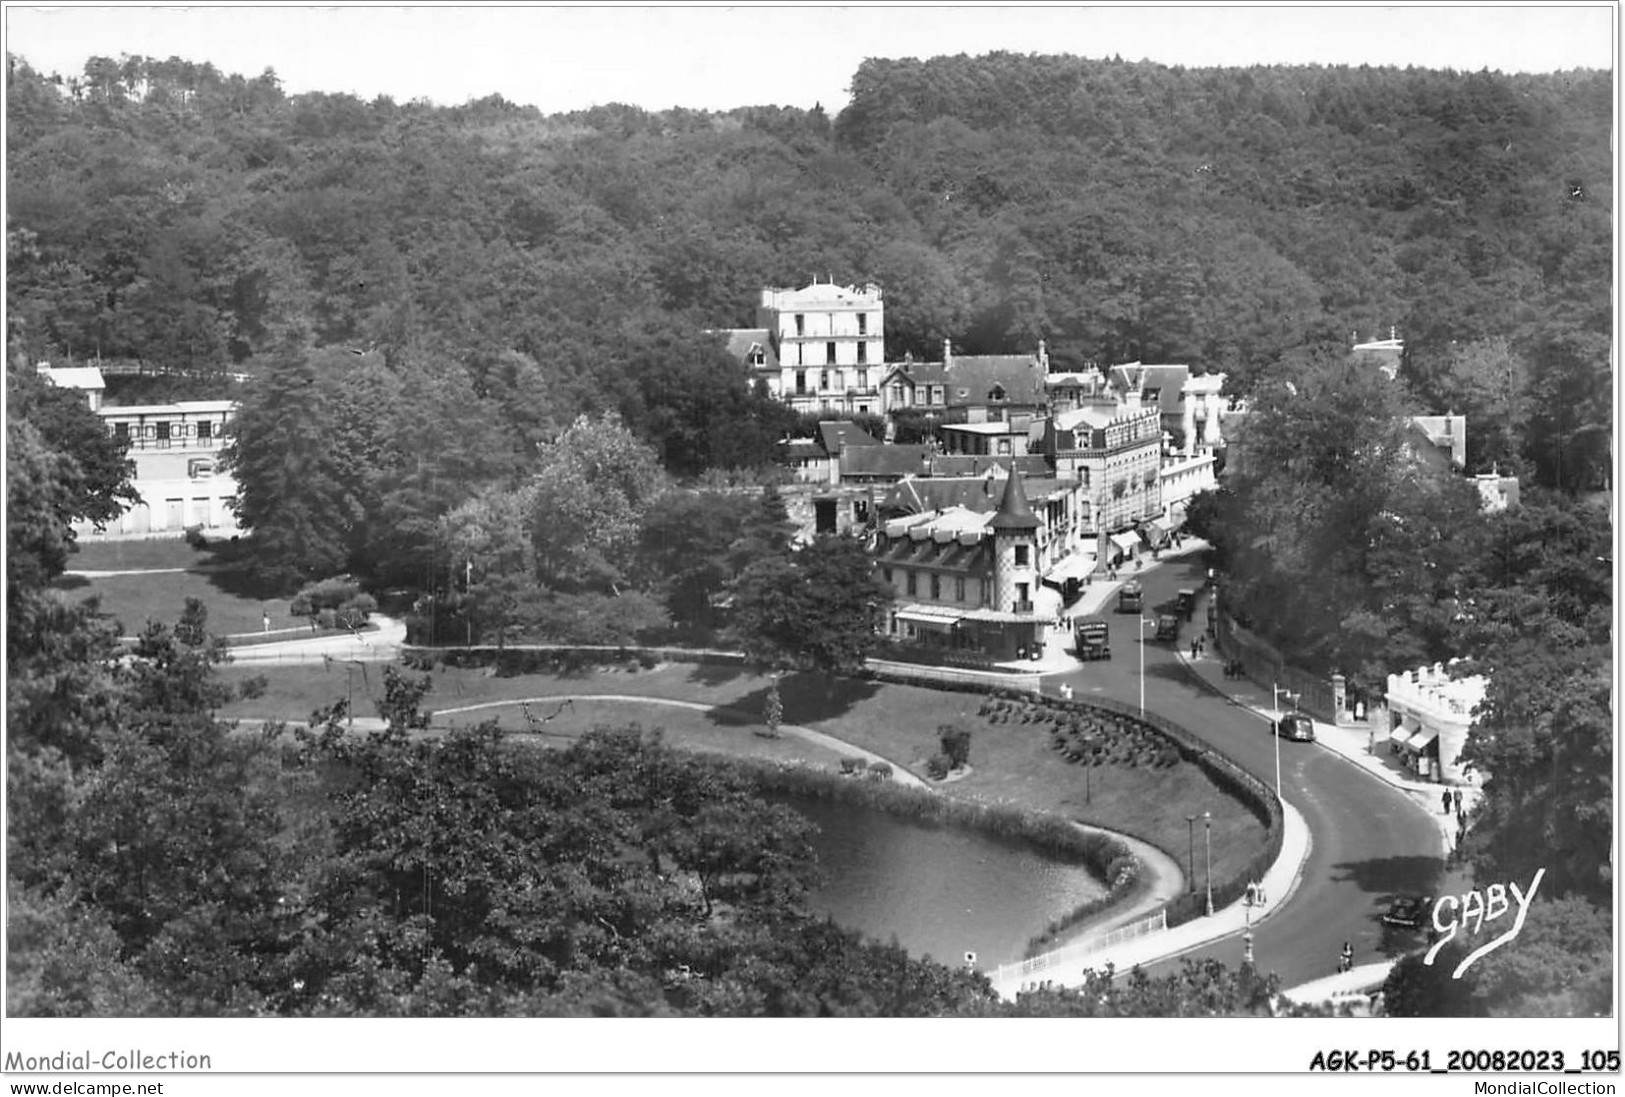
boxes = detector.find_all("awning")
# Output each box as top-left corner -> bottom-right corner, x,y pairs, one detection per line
1405,726 -> 1440,750
1388,725 -> 1413,743
1150,518 -> 1174,535
894,605 -> 965,628
1046,552 -> 1097,581
1110,532 -> 1140,552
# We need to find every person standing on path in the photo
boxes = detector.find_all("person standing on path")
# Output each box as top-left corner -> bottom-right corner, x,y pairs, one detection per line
1441,790 -> 1452,814
1453,788 -> 1463,814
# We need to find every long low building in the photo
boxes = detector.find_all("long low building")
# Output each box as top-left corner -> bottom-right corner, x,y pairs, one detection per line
1383,661 -> 1486,785
73,400 -> 244,540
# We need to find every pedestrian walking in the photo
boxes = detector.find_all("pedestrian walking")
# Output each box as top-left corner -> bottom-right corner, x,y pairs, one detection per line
1452,788 -> 1463,814
1441,790 -> 1452,815
1190,639 -> 1199,659
1339,942 -> 1354,974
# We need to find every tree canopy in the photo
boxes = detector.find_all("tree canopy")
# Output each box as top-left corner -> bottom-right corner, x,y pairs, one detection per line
5,50 -> 1610,494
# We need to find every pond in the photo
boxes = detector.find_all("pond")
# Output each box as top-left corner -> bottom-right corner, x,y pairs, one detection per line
779,792 -> 1109,969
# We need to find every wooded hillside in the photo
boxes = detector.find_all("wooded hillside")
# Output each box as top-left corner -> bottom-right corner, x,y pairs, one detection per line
7,52 -> 1610,474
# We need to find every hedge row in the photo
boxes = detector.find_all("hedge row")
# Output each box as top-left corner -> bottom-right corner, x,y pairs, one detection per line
399,644 -> 746,677
737,760 -> 1134,877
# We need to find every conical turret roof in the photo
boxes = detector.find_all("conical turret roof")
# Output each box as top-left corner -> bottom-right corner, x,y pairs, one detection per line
989,467 -> 1041,531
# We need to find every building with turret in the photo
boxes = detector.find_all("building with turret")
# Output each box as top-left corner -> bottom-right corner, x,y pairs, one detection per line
874,468 -> 1071,662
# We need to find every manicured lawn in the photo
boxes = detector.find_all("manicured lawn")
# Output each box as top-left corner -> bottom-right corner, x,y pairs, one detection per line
68,536 -> 204,572
436,698 -> 852,769
60,569 -> 294,638
216,660 -> 1269,887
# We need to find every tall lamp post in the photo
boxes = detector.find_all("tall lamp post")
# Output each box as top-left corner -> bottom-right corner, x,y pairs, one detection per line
1242,882 -> 1260,966
1139,616 -> 1155,716
1203,810 -> 1214,916
1184,813 -> 1198,894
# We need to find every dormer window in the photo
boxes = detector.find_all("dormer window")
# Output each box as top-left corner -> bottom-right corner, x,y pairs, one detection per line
989,384 -> 1007,402
749,344 -> 765,366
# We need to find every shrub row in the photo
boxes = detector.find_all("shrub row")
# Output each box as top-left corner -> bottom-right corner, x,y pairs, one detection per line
1021,859 -> 1154,958
399,645 -> 746,677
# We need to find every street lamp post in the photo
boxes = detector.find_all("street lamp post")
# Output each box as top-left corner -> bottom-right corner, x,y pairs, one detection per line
1184,813 -> 1198,894
1203,811 -> 1214,916
1273,683 -> 1283,802
1243,882 -> 1258,966
1139,616 -> 1155,716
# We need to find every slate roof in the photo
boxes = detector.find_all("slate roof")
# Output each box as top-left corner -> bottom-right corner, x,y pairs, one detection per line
881,473 -> 1068,517
715,328 -> 778,370
953,355 -> 1046,406
878,536 -> 992,575
989,467 -> 1042,531
928,454 -> 1052,478
817,421 -> 881,454
781,440 -> 828,461
883,353 -> 1046,408
1053,406 -> 1121,432
840,443 -> 932,479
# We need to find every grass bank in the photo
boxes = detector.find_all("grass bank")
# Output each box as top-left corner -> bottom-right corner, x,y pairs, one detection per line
216,660 -> 1267,893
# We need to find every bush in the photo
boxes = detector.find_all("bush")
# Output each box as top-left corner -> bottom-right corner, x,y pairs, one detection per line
866,761 -> 893,780
937,723 -> 973,769
926,753 -> 952,780
840,757 -> 865,775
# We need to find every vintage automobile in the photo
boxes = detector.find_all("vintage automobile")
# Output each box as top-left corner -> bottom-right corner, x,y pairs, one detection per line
1154,612 -> 1180,641
1075,617 -> 1110,661
1381,894 -> 1434,930
1176,588 -> 1197,620
1117,581 -> 1144,613
1273,712 -> 1316,742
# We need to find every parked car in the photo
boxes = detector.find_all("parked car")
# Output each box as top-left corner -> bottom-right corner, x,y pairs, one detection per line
1381,894 -> 1434,930
1176,588 -> 1197,620
1273,712 -> 1316,741
1155,612 -> 1180,641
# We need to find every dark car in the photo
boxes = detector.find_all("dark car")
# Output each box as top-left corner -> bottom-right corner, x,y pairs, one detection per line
1273,712 -> 1316,741
1155,612 -> 1180,641
1381,895 -> 1434,930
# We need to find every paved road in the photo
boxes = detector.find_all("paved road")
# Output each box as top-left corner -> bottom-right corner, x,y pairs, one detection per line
1049,557 -> 1447,988
226,615 -> 406,664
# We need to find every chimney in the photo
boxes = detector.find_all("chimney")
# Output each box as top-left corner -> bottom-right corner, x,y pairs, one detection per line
1037,339 -> 1049,371
943,338 -> 953,369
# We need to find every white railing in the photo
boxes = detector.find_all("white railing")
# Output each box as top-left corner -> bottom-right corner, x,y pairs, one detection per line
992,909 -> 1168,988
866,659 -> 1042,693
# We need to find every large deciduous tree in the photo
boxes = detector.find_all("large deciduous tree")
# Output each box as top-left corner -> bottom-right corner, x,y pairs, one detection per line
730,533 -> 892,720
1214,353 -> 1489,694
531,411 -> 668,592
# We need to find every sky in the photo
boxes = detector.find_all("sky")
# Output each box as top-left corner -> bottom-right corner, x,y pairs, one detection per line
2,4 -> 1616,115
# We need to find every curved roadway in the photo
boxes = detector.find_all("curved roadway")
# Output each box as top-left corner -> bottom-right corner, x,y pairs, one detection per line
1051,558 -> 1445,988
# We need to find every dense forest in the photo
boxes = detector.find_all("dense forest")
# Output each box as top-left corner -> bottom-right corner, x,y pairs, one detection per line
5,52 -> 1613,481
